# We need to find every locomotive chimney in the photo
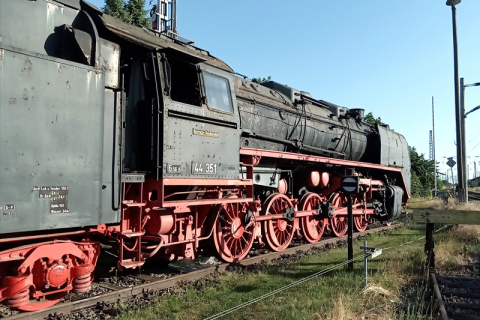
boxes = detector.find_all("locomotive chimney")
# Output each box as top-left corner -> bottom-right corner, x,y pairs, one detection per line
349,108 -> 365,123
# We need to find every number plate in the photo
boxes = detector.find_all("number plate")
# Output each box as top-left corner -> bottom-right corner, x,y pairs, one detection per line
167,164 -> 181,173
192,162 -> 217,174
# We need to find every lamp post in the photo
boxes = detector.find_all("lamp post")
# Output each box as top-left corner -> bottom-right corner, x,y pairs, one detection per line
446,0 -> 464,200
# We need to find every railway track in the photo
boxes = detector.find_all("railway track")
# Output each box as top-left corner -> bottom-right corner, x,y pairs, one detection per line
1,224 -> 395,320
468,191 -> 480,201
432,271 -> 480,320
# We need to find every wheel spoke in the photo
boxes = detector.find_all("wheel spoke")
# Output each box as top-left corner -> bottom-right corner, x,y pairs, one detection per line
224,206 -> 234,221
270,204 -> 279,215
233,203 -> 239,218
231,240 -> 237,256
241,235 -> 248,245
225,236 -> 234,246
219,216 -> 230,225
275,230 -> 281,239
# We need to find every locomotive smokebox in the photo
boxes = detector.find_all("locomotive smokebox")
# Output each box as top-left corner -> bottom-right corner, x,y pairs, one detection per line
145,208 -> 176,236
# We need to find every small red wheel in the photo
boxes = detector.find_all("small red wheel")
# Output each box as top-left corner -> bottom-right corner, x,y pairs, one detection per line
299,193 -> 326,243
261,194 -> 295,251
14,292 -> 67,312
329,193 -> 349,237
354,215 -> 368,232
354,204 -> 369,232
213,202 -> 256,262
3,280 -> 67,312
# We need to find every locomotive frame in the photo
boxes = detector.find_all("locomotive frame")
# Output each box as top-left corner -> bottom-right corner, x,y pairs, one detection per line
0,0 -> 410,311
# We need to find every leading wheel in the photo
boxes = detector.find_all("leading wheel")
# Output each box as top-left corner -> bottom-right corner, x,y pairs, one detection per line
299,193 -> 326,243
212,202 -> 256,262
262,194 -> 295,251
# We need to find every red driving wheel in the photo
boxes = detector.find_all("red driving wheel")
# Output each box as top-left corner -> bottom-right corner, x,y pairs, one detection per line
299,193 -> 326,243
212,202 -> 256,262
261,193 -> 295,251
328,193 -> 350,237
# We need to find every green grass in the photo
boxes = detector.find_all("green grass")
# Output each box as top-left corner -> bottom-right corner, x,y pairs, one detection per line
115,226 -> 450,320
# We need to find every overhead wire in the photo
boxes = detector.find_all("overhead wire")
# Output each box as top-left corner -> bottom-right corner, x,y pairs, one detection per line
468,141 -> 480,153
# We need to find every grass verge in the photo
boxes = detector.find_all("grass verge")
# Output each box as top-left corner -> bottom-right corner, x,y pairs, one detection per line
435,225 -> 480,272
111,226 -> 456,320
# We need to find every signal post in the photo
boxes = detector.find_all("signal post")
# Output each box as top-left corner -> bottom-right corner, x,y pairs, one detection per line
341,170 -> 360,271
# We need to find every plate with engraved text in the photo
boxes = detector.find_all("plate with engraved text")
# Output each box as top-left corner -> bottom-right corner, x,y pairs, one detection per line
191,162 -> 217,174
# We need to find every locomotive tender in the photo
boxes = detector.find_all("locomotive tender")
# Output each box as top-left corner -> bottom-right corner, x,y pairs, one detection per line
0,0 -> 410,311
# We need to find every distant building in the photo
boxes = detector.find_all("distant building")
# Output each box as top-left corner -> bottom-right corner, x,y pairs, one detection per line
469,176 -> 480,187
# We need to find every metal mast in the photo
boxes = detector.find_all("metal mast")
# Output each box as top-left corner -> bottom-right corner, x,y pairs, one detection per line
446,0 -> 465,201
151,0 -> 177,35
432,97 -> 437,196
429,131 -> 433,161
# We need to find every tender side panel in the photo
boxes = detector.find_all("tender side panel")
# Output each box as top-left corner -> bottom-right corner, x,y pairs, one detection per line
0,49 -> 116,233
0,0 -> 79,56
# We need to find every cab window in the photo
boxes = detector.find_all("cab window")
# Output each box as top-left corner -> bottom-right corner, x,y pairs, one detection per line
203,73 -> 233,113
168,57 -> 201,106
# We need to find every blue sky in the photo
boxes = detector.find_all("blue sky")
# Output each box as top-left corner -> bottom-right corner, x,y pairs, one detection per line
89,0 -> 480,179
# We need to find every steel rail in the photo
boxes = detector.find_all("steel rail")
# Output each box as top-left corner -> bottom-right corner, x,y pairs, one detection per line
468,191 -> 480,201
3,225 -> 394,320
430,272 -> 449,320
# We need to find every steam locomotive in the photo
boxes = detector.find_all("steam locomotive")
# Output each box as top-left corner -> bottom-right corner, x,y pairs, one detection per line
0,0 -> 410,311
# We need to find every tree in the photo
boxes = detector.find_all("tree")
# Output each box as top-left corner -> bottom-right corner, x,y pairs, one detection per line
409,147 -> 436,196
364,112 -> 385,126
103,0 -> 151,28
103,0 -> 127,21
124,0 -> 151,28
409,147 -> 444,196
254,76 -> 272,84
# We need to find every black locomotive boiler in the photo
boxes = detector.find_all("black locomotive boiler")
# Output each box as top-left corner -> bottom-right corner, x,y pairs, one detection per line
0,0 -> 410,311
